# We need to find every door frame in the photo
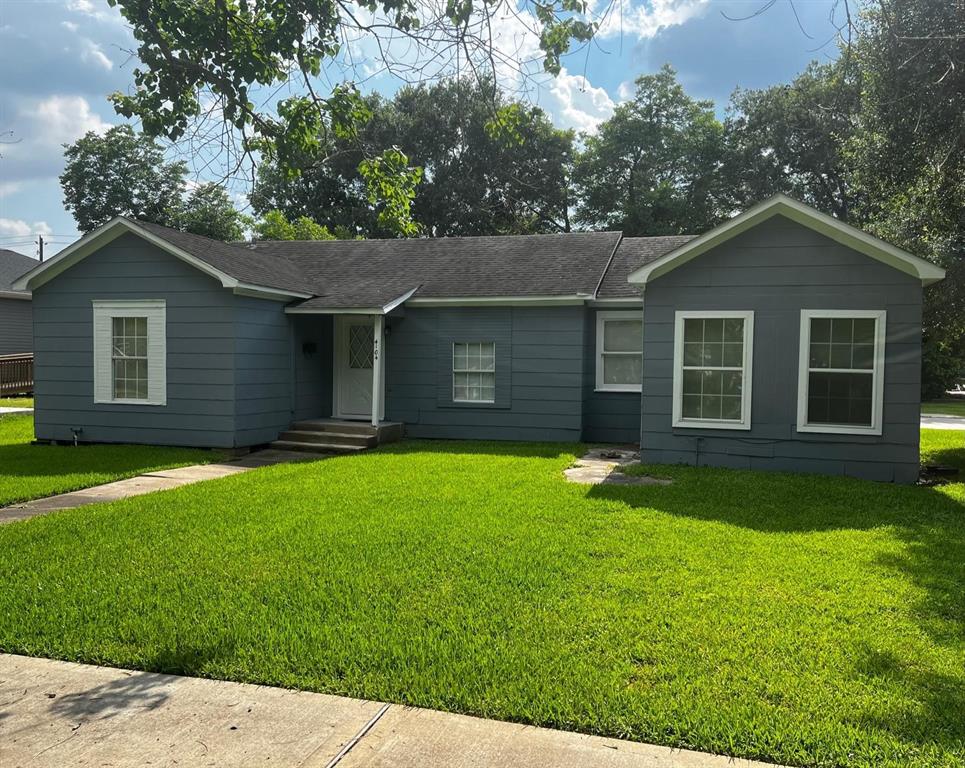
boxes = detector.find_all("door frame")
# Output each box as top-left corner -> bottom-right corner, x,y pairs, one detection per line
332,315 -> 384,422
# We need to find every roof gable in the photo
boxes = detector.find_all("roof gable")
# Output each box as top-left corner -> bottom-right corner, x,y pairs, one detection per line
627,195 -> 945,287
0,248 -> 38,297
12,218 -> 312,299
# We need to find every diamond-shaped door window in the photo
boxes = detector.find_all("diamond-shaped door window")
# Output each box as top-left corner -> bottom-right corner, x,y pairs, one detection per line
349,325 -> 374,369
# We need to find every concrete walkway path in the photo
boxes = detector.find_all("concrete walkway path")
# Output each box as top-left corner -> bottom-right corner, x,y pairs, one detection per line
921,414 -> 965,430
0,654 -> 781,768
0,406 -> 32,415
0,449 -> 319,525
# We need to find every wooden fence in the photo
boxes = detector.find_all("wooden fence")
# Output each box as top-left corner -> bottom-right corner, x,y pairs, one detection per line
0,353 -> 33,396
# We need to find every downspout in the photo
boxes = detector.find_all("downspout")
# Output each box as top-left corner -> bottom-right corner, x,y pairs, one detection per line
638,284 -> 646,455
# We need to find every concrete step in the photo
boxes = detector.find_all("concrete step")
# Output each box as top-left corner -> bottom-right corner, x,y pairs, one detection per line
269,440 -> 367,455
277,430 -> 377,448
291,420 -> 378,436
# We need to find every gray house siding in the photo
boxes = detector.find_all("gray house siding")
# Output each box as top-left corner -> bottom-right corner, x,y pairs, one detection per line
582,308 -> 642,444
291,314 -> 333,421
385,306 -> 584,441
640,216 -> 922,483
0,297 -> 32,355
233,297 -> 294,445
33,232 -> 259,448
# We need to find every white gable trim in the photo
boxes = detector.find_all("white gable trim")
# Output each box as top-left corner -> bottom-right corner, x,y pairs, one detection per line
11,217 -> 311,300
627,194 -> 946,287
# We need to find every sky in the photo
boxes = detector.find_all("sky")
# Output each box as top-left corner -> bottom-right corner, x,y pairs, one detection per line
0,0 -> 848,259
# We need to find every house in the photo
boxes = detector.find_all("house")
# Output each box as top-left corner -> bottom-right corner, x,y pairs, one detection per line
12,195 -> 945,483
0,248 -> 35,355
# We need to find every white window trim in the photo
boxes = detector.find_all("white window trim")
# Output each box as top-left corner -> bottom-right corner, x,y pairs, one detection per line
93,299 -> 167,406
672,310 -> 754,430
796,309 -> 886,436
452,341 -> 496,404
595,310 -> 643,392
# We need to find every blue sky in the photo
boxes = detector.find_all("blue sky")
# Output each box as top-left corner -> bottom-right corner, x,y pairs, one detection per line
0,0 -> 846,258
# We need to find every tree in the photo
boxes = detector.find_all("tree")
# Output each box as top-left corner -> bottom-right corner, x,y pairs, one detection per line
251,79 -> 575,237
724,62 -> 860,220
254,210 -> 335,241
106,0 -> 597,234
60,125 -> 186,232
572,65 -> 728,236
174,182 -> 249,241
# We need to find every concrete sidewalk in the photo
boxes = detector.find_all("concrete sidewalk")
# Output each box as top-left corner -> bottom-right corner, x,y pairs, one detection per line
0,654 -> 781,768
0,406 -> 32,415
921,414 -> 965,430
0,449 -> 320,524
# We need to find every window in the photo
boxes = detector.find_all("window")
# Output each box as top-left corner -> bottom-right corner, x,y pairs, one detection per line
673,311 -> 754,430
112,316 -> 148,400
595,311 -> 642,392
93,300 -> 166,405
453,341 -> 495,403
797,310 -> 885,435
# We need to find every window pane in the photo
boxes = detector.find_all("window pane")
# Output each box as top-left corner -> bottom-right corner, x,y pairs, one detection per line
702,342 -> 723,367
852,344 -> 874,370
853,318 -> 876,344
830,343 -> 853,368
603,319 -> 641,352
831,318 -> 853,343
721,395 -> 742,420
807,371 -> 874,426
809,343 -> 831,369
723,318 -> 744,342
684,318 -> 703,342
683,342 -> 702,366
722,371 -> 743,397
603,354 -> 642,385
701,369 -> 723,395
701,395 -> 722,419
703,318 -> 724,343
453,345 -> 467,370
682,369 -> 702,396
722,342 -> 743,367
682,395 -> 701,419
810,317 -> 831,343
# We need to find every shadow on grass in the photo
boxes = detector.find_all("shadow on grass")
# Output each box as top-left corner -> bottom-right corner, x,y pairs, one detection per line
0,443 -> 213,479
373,438 -> 582,461
589,466 -> 965,756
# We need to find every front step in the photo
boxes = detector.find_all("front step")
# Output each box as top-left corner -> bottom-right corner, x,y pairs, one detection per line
270,419 -> 403,455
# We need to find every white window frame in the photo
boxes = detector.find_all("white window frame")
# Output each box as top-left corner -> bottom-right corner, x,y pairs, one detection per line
595,310 -> 643,393
672,310 -> 754,430
796,309 -> 886,436
452,341 -> 496,404
93,299 -> 167,406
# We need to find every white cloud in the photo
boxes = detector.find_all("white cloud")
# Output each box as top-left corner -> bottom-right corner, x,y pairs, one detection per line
0,182 -> 20,198
61,20 -> 79,32
617,79 -> 636,101
593,0 -> 709,39
33,95 -> 112,145
80,39 -> 113,70
543,68 -> 615,132
0,218 -> 52,237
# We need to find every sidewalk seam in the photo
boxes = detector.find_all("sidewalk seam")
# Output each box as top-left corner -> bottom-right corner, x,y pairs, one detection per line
323,702 -> 391,768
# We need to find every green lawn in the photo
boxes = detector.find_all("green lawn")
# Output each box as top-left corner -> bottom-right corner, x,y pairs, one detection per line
922,399 -> 965,418
0,413 -> 217,506
0,432 -> 962,767
0,396 -> 34,409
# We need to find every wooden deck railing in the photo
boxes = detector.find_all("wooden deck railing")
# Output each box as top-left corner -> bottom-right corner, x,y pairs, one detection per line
0,353 -> 33,396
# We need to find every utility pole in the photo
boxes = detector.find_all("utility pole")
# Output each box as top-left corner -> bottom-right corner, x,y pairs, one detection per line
37,234 -> 44,263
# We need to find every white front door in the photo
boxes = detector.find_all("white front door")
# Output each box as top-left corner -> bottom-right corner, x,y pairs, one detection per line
334,316 -> 374,419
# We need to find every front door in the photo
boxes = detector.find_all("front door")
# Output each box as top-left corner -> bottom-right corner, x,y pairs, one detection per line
334,316 -> 374,419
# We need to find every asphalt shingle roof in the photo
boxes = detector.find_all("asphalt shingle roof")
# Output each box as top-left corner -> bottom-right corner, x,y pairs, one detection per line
134,220 -> 310,295
0,249 -> 39,294
245,232 -> 623,308
598,235 -> 696,298
121,221 -> 699,308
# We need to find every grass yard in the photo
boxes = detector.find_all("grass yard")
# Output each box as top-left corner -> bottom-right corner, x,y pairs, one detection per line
922,399 -> 965,418
0,432 -> 962,767
0,413 -> 216,506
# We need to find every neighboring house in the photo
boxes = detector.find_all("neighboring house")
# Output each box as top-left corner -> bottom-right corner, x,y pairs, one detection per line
13,195 -> 945,483
0,248 -> 36,355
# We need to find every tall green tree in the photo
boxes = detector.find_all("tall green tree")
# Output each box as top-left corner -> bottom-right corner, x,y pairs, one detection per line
845,0 -> 965,396
253,210 -> 336,241
174,182 -> 249,242
572,65 -> 727,236
106,0 -> 596,234
724,62 -> 860,220
251,79 -> 574,237
60,125 -> 187,232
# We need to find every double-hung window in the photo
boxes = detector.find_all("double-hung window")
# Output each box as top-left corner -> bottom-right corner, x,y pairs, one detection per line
673,311 -> 754,429
453,341 -> 495,403
595,311 -> 643,392
797,310 -> 885,434
93,300 -> 167,405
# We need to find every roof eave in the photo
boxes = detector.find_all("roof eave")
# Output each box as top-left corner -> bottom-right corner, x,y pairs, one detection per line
626,194 -> 946,287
